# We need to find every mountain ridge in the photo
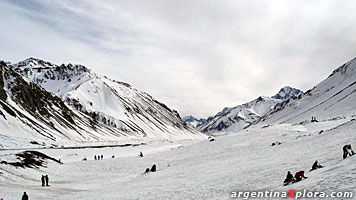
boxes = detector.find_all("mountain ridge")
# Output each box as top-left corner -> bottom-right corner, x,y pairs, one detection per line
184,86 -> 303,133
0,58 -> 203,148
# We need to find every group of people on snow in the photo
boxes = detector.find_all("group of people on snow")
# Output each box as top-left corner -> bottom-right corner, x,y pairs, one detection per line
41,175 -> 49,187
284,170 -> 308,185
144,164 -> 157,173
284,144 -> 355,185
311,116 -> 318,122
94,155 -> 104,160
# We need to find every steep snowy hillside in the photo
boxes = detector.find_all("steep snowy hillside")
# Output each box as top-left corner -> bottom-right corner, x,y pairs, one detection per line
0,58 -> 202,148
198,87 -> 302,133
263,57 -> 356,124
0,60 -> 88,148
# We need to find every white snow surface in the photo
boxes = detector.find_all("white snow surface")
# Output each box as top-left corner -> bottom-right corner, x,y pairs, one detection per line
1,117 -> 356,199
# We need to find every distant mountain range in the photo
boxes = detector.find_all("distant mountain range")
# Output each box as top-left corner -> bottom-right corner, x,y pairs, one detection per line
185,56 -> 356,134
184,86 -> 303,133
2,55 -> 356,147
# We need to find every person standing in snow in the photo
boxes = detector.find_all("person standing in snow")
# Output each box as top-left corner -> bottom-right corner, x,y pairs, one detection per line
94,155 -> 97,160
45,175 -> 49,187
101,155 -> 103,160
21,192 -> 29,200
343,145 -> 355,159
284,171 -> 295,184
41,175 -> 45,187
294,171 -> 307,182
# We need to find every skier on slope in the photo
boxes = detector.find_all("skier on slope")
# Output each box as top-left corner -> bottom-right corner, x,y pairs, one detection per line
284,171 -> 295,184
343,144 -> 355,159
294,171 -> 308,182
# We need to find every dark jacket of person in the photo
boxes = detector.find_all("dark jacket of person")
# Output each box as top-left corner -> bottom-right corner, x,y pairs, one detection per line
150,164 -> 157,172
294,171 -> 307,181
45,175 -> 49,186
312,161 -> 322,170
343,144 -> 355,159
284,171 -> 294,183
41,175 -> 45,186
22,192 -> 29,200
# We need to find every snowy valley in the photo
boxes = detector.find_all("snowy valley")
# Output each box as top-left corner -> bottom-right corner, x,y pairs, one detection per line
1,57 -> 356,200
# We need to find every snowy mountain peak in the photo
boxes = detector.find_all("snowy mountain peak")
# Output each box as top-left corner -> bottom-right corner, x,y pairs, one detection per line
0,59 -> 203,148
197,86 -> 302,133
271,86 -> 303,100
14,57 -> 56,68
182,115 -> 207,128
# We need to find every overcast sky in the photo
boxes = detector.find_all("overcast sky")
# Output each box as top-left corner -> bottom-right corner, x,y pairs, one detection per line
1,0 -> 356,118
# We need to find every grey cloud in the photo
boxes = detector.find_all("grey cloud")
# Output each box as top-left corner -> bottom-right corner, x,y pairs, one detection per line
1,0 -> 356,118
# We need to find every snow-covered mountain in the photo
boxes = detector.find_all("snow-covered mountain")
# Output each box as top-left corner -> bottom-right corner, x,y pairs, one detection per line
262,57 -> 356,125
272,86 -> 303,100
0,58 -> 202,148
182,115 -> 206,128
197,86 -> 303,133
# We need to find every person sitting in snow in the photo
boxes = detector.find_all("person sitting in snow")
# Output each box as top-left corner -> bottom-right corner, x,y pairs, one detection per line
139,152 -> 144,157
150,164 -> 157,172
311,160 -> 323,171
284,171 -> 295,184
343,144 -> 355,159
294,171 -> 308,182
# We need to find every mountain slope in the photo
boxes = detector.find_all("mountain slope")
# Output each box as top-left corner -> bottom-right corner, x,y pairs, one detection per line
262,57 -> 356,124
0,58 -> 202,148
197,87 -> 302,133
